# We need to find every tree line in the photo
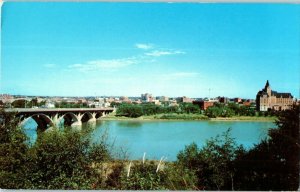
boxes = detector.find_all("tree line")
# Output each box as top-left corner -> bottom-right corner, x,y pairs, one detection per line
115,102 -> 200,118
115,102 -> 275,118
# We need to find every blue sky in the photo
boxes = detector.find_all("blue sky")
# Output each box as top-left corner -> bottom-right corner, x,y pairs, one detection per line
1,3 -> 299,98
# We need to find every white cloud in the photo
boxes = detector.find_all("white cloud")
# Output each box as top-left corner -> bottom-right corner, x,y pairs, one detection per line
161,72 -> 199,80
43,64 -> 56,68
145,50 -> 185,57
135,43 -> 154,50
68,57 -> 138,72
67,46 -> 186,73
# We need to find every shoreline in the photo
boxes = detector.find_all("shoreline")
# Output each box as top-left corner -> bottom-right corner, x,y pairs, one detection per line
101,114 -> 276,122
210,117 -> 276,122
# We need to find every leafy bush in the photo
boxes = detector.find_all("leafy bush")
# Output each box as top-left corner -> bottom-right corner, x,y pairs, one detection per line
177,128 -> 245,190
24,128 -> 111,189
119,160 -> 197,190
0,109 -> 112,189
120,161 -> 166,190
234,104 -> 300,190
162,162 -> 198,190
0,109 -> 30,189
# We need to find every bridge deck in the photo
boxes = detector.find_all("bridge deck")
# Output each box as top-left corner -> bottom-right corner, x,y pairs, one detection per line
4,108 -> 114,113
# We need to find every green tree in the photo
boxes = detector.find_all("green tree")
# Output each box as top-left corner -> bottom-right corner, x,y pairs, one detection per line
234,104 -> 299,190
24,128 -> 112,189
0,109 -> 112,189
205,106 -> 222,118
116,104 -> 143,118
180,103 -> 200,114
11,99 -> 27,108
110,101 -> 121,108
227,103 -> 239,115
177,128 -> 244,190
0,109 -> 30,189
141,103 -> 161,115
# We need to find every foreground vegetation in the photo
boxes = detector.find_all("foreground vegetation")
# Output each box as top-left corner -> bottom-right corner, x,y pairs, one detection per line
0,105 -> 299,190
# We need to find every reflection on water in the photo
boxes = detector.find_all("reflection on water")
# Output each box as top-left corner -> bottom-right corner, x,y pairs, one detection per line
117,121 -> 142,128
23,119 -> 275,161
22,118 -> 38,145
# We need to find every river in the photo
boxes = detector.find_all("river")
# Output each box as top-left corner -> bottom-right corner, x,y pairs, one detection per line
24,119 -> 275,161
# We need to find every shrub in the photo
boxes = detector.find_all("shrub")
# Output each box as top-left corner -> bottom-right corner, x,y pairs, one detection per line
25,129 -> 105,189
234,104 -> 300,190
0,108 -> 112,189
0,109 -> 30,189
120,161 -> 166,190
177,128 -> 245,190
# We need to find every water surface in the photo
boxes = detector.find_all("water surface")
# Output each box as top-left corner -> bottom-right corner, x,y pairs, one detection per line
90,120 -> 275,161
23,119 -> 275,161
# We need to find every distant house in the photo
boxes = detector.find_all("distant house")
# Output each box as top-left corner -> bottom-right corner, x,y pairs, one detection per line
256,80 -> 294,111
193,100 -> 215,110
242,100 -> 251,107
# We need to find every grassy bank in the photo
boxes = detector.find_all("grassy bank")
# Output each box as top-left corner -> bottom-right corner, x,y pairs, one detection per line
102,112 -> 275,122
153,113 -> 209,120
211,116 -> 276,122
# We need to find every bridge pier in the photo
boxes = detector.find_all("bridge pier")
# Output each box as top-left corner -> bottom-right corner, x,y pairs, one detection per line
89,112 -> 97,122
51,114 -> 62,128
71,120 -> 82,127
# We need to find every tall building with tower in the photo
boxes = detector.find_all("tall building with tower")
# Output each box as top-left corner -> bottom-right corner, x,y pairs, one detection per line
256,80 -> 294,111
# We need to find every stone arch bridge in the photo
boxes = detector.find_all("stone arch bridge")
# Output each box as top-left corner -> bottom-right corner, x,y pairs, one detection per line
5,108 -> 114,132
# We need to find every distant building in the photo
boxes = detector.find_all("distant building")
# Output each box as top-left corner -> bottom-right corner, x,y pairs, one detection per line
141,93 -> 154,102
218,97 -> 229,104
105,97 -> 115,103
77,98 -> 87,104
42,100 -> 55,108
0,94 -> 13,100
256,80 -> 294,111
177,96 -> 194,103
193,100 -> 215,110
157,96 -> 169,102
168,99 -> 178,107
150,100 -> 161,105
120,96 -> 131,103
242,100 -> 251,107
234,98 -> 242,103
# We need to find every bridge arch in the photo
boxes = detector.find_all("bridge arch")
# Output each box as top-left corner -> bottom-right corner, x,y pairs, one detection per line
81,112 -> 95,123
59,112 -> 81,127
22,113 -> 55,132
95,112 -> 103,119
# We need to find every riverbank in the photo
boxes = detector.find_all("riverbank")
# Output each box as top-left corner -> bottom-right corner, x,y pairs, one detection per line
211,116 -> 277,122
102,112 -> 276,122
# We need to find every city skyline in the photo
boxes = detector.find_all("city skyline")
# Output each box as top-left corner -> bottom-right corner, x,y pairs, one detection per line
1,3 -> 299,98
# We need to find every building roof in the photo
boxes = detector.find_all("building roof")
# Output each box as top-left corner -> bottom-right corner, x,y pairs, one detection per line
273,91 -> 293,98
257,89 -> 293,98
